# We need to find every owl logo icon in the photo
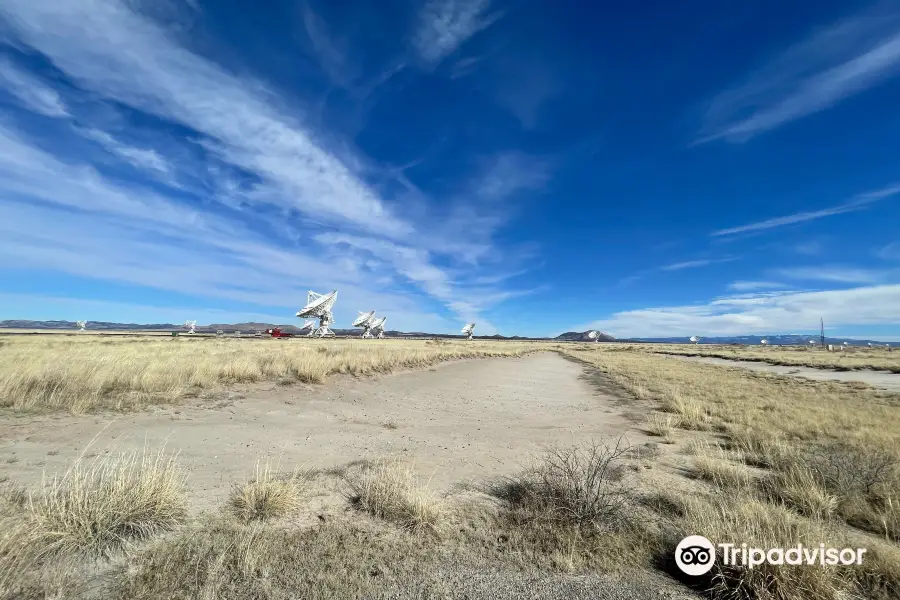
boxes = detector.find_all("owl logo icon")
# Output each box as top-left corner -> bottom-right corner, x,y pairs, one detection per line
675,535 -> 716,576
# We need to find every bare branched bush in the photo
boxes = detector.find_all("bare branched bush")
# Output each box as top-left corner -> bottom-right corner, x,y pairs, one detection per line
495,438 -> 633,532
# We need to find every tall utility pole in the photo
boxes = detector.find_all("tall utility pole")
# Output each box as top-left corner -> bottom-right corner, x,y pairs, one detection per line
820,318 -> 825,347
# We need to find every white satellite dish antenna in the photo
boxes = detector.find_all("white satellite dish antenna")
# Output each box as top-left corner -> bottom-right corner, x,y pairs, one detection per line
296,290 -> 338,337
216,329 -> 224,337
689,335 -> 700,344
760,339 -> 769,345
808,339 -> 816,346
234,330 -> 242,338
867,342 -> 873,347
369,316 -> 387,339
461,323 -> 475,340
183,320 -> 197,335
353,310 -> 377,339
76,320 -> 87,332
587,330 -> 598,341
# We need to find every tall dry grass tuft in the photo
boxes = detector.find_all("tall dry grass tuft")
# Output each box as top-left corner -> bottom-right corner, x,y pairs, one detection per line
0,447 -> 186,591
644,413 -> 676,439
228,462 -> 305,523
763,465 -> 838,521
344,461 -> 444,533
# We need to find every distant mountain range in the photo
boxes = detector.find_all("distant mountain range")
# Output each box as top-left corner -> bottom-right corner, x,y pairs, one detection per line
629,334 -> 894,346
0,320 -> 610,341
6,321 -> 887,345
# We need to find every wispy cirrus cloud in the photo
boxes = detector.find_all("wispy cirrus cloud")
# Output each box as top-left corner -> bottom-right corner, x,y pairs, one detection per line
661,257 -> 737,271
0,0 -> 533,332
877,241 -> 900,260
774,265 -> 889,284
727,280 -> 788,292
412,0 -> 500,66
582,285 -> 900,338
0,56 -> 68,117
712,183 -> 900,237
697,6 -> 900,144
77,128 -> 171,174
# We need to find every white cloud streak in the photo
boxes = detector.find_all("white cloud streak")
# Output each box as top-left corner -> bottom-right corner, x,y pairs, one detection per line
877,241 -> 900,260
774,265 -> 888,284
661,257 -> 736,271
0,0 -> 410,237
585,285 -> 900,338
711,183 -> 900,237
727,281 -> 788,291
698,7 -> 900,143
412,0 -> 499,66
0,56 -> 68,117
77,128 -> 171,173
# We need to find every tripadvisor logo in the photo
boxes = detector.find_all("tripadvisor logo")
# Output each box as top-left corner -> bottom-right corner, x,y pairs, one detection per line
675,536 -> 868,576
675,536 -> 716,576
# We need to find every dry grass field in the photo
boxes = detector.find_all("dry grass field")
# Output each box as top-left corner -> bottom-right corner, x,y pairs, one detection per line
638,342 -> 900,373
0,335 -> 543,412
1,337 -> 899,599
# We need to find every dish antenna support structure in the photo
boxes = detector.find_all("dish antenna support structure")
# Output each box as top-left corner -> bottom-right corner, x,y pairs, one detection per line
689,335 -> 700,345
296,290 -> 338,337
461,323 -> 475,340
370,316 -> 387,339
353,310 -> 377,339
183,320 -> 196,335
76,320 -> 87,332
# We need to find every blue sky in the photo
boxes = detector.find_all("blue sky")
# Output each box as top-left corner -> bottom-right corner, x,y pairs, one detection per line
1,0 -> 900,340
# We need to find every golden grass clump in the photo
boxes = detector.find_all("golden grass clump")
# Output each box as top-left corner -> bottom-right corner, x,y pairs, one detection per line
644,412 -> 676,439
228,462 -> 304,523
0,448 -> 186,590
344,460 -> 444,533
0,336 -> 543,412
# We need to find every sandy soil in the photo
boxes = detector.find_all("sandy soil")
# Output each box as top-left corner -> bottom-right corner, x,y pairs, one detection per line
0,352 -> 646,510
675,355 -> 900,392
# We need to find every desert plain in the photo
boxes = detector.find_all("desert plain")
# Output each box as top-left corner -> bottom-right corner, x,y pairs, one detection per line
0,334 -> 899,599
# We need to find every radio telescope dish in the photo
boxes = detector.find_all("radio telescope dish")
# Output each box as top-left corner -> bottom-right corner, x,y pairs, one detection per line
353,310 -> 377,339
296,290 -> 338,337
868,342 -> 873,347
760,339 -> 769,345
808,340 -> 816,346
183,320 -> 197,335
689,335 -> 700,344
587,330 -> 598,341
461,323 -> 475,340
369,316 -> 387,339
76,320 -> 87,332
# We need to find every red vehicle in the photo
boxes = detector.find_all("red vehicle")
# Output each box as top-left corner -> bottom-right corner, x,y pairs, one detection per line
265,327 -> 294,339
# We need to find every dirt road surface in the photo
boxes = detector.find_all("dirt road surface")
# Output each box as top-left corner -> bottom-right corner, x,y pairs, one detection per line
0,352 -> 645,509
673,355 -> 900,392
